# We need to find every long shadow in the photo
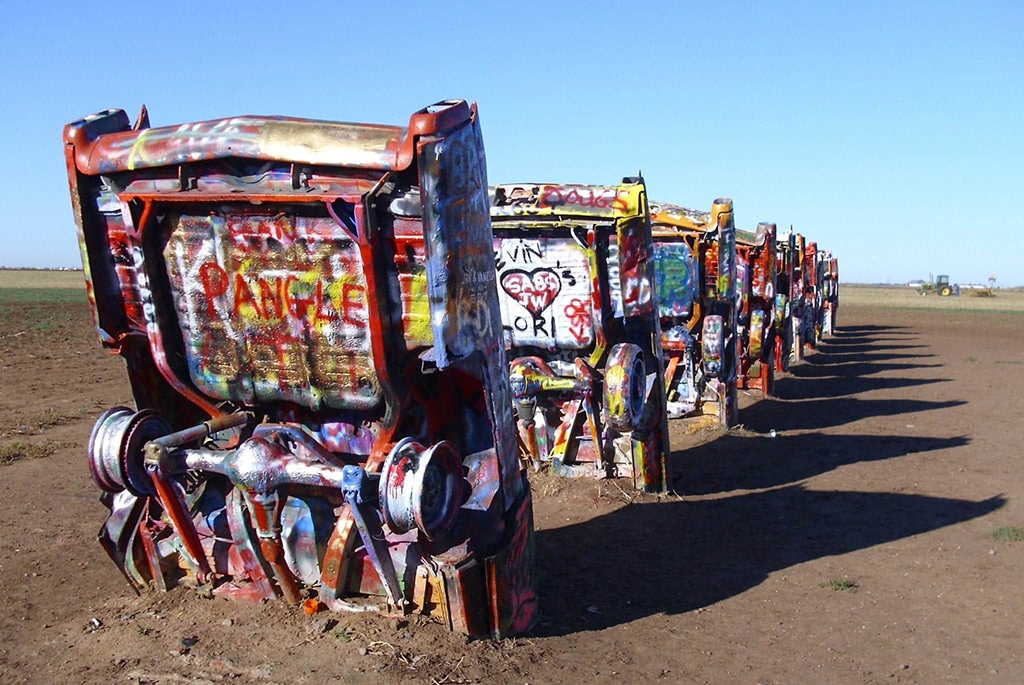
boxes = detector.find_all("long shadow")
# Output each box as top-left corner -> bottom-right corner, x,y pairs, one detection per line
787,361 -> 944,378
807,351 -> 937,365
669,432 -> 969,495
751,321 -> 956,414
839,324 -> 913,333
814,342 -> 929,353
824,337 -> 917,346
529,321 -> 998,636
534,487 -> 1003,635
823,327 -> 921,341
771,374 -> 951,401
740,396 -> 966,432
811,325 -> 921,348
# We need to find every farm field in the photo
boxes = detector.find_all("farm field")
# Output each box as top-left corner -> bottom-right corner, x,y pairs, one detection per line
0,270 -> 85,289
840,284 -> 1024,312
1,272 -> 1023,684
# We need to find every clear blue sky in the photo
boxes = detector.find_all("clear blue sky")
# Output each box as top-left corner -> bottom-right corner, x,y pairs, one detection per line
1,1 -> 1021,285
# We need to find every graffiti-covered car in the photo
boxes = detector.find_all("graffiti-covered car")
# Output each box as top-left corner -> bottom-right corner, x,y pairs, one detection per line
489,180 -> 670,491
799,238 -> 821,354
63,101 -> 536,638
776,229 -> 812,366
773,229 -> 799,371
819,252 -> 839,335
650,200 -> 739,426
735,222 -> 777,395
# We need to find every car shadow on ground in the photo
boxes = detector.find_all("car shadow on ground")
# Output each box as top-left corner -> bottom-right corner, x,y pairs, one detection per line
533,486 -> 1003,636
740,395 -> 964,431
787,361 -> 944,378
747,325 -> 959,419
809,342 -> 929,353
668,431 -> 969,495
771,374 -> 951,401
837,324 -> 913,333
530,322 -> 996,636
805,350 -> 937,365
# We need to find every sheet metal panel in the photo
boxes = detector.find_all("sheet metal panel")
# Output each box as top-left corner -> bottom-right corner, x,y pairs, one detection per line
164,212 -> 380,410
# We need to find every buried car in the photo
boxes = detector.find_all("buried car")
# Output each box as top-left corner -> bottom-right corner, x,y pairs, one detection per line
819,251 -> 839,336
489,179 -> 670,491
798,238 -> 822,354
62,101 -> 536,638
777,228 -> 810,366
735,222 -> 777,395
650,199 -> 739,427
773,228 -> 800,371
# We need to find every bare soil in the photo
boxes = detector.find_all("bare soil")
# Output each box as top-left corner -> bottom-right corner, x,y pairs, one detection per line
1,295 -> 1022,684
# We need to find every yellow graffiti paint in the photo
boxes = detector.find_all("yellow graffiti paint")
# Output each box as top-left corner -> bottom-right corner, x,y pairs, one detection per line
126,129 -> 150,172
404,270 -> 432,346
604,364 -> 626,417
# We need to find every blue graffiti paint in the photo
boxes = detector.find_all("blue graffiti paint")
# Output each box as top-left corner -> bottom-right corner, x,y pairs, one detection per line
653,242 -> 697,318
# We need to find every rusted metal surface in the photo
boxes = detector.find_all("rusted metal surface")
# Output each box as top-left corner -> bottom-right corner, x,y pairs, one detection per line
64,101 -> 535,639
65,105 -> 473,176
650,199 -> 739,426
490,180 -> 670,491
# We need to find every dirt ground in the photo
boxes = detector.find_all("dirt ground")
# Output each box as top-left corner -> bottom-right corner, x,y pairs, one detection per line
1,295 -> 1022,684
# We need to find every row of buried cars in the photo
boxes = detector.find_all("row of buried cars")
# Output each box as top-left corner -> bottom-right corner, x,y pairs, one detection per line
63,101 -> 838,639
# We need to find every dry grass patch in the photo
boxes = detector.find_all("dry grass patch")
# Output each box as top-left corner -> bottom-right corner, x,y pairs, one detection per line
992,526 -> 1024,543
0,407 -> 80,437
528,467 -> 569,498
0,439 -> 70,465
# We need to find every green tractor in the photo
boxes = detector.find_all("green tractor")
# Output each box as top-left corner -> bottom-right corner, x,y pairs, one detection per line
920,275 -> 959,296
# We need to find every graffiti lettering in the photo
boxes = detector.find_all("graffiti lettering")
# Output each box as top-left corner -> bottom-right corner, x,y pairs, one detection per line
233,272 -> 262,318
198,262 -> 366,326
258,278 -> 284,319
228,214 -> 298,246
500,269 -> 561,316
512,315 -> 551,338
538,185 -> 629,212
199,261 -> 228,317
420,121 -> 501,365
493,236 -> 593,349
606,240 -> 622,317
563,298 -> 590,345
442,134 -> 484,197
166,213 -> 379,411
495,239 -> 547,272
751,257 -> 774,299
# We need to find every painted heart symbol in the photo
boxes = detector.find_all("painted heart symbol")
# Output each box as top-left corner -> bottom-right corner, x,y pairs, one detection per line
500,268 -> 561,316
